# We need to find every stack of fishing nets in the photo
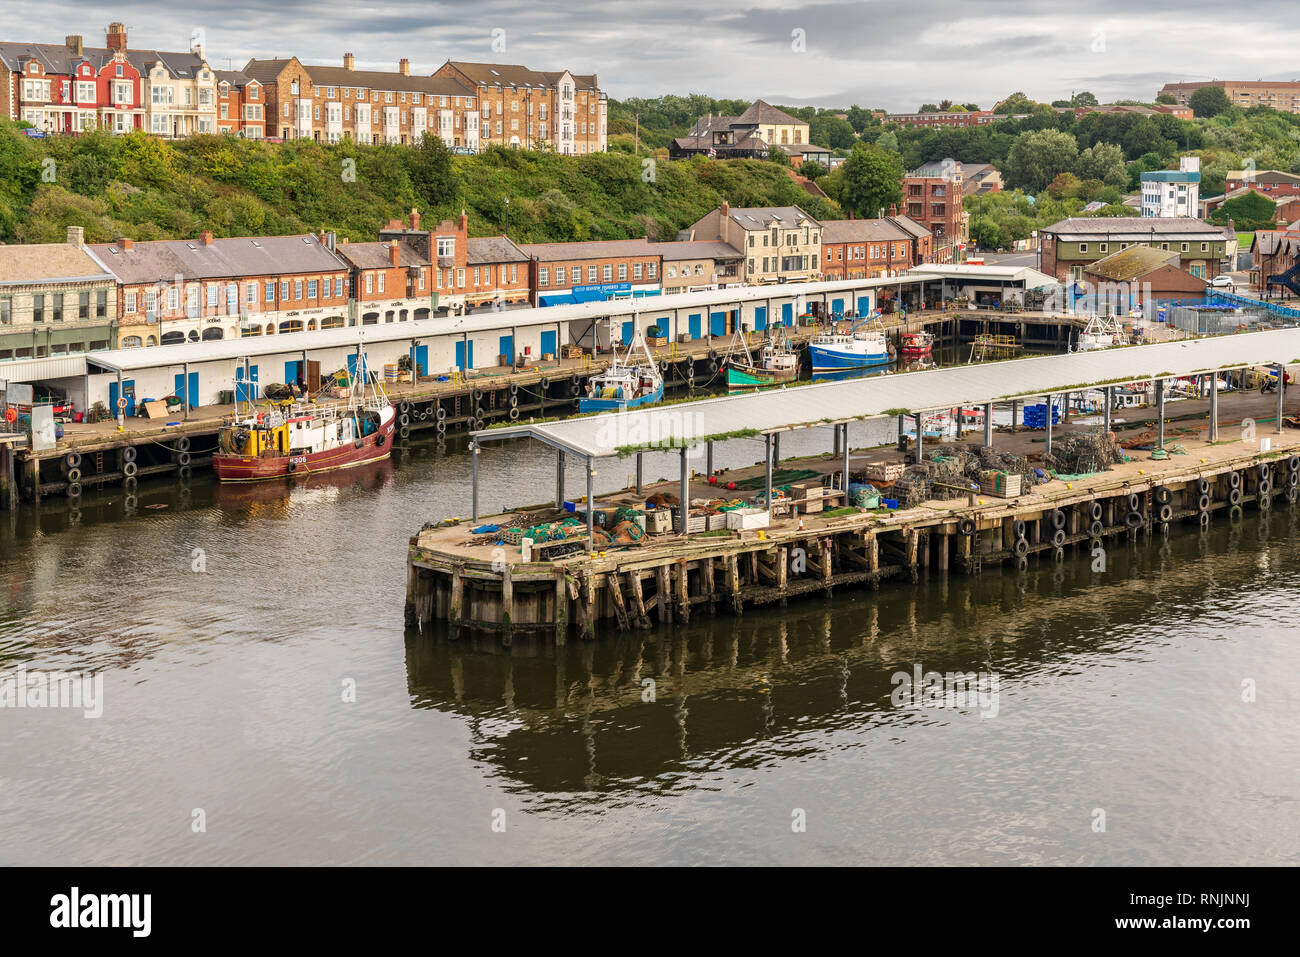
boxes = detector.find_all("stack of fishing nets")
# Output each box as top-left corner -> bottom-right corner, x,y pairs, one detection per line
922,449 -> 981,500
892,463 -> 936,507
971,445 -> 1043,487
1043,429 -> 1124,476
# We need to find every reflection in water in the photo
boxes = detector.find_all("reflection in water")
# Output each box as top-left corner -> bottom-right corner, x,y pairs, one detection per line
2,421 -> 1299,865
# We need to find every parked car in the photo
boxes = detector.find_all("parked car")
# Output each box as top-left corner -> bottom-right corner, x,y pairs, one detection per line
1209,275 -> 1235,289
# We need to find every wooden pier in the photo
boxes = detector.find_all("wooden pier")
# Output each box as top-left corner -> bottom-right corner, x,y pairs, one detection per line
405,391 -> 1300,640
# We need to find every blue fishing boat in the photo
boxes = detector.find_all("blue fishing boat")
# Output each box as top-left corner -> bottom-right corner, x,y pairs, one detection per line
809,319 -> 892,371
578,322 -> 665,413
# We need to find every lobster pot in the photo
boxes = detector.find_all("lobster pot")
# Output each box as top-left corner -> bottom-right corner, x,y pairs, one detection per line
383,363 -> 399,382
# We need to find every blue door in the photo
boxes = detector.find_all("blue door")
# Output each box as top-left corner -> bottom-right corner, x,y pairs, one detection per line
540,330 -> 557,358
454,340 -> 474,371
857,295 -> 872,316
173,372 -> 199,410
688,314 -> 702,339
656,317 -> 672,340
709,311 -> 726,337
284,360 -> 301,386
621,320 -> 634,345
831,298 -> 845,319
781,302 -> 794,326
108,379 -> 136,416
755,307 -> 767,331
235,366 -> 258,403
498,335 -> 514,363
347,353 -> 359,380
412,345 -> 429,377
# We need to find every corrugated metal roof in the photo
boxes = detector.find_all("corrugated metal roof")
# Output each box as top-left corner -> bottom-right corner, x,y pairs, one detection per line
80,274 -> 927,372
0,355 -> 90,382
475,328 -> 1300,458
907,264 -> 1059,286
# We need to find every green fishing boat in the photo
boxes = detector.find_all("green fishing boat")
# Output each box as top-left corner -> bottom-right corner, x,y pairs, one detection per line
725,329 -> 799,390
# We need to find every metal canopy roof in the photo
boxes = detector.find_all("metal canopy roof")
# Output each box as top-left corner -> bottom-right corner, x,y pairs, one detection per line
475,327 -> 1300,459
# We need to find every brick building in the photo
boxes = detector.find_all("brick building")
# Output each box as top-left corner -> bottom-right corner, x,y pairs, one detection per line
433,60 -> 606,154
335,238 -> 434,324
215,71 -> 265,138
521,239 -> 661,305
884,110 -> 994,128
1159,80 -> 1300,114
820,219 -> 915,279
904,161 -> 968,263
466,236 -> 531,310
90,232 -> 352,346
658,241 -> 744,294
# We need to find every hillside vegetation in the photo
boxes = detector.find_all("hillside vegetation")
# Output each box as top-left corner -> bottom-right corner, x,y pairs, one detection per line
0,120 -> 840,247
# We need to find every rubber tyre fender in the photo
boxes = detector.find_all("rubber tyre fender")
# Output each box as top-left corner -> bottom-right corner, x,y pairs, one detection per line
1013,538 -> 1029,557
1088,519 -> 1103,538
67,481 -> 82,498
67,466 -> 82,483
399,413 -> 411,427
1228,487 -> 1242,506
122,460 -> 138,478
1197,493 -> 1211,512
958,517 -> 976,536
1051,527 -> 1067,547
436,406 -> 447,422
1196,478 -> 1211,496
1259,462 -> 1271,480
1050,508 -> 1066,530
1288,471 -> 1299,488
1158,503 -> 1174,523
436,420 -> 447,434
1154,487 -> 1172,506
399,401 -> 411,415
1125,510 -> 1144,529
1089,501 -> 1103,522
177,451 -> 191,467
1228,471 -> 1242,490
539,376 -> 551,390
1289,454 -> 1300,474
1288,487 -> 1299,505
66,451 -> 82,469
123,446 -> 137,464
1012,518 -> 1026,539
1126,492 -> 1142,512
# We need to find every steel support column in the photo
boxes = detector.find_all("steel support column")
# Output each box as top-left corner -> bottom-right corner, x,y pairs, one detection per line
983,403 -> 993,447
679,447 -> 689,535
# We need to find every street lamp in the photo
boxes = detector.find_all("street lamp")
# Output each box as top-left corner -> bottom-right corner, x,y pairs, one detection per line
504,196 -> 510,238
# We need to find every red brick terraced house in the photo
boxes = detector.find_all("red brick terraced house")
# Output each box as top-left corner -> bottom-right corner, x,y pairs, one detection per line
520,239 -> 662,306
820,219 -> 916,279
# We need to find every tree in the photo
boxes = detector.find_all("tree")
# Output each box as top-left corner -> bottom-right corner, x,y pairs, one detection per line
406,134 -> 457,208
1155,92 -> 1177,105
919,103 -> 939,114
874,130 -> 898,152
938,99 -> 953,112
808,114 -> 857,150
1188,85 -> 1231,118
961,103 -> 981,112
845,105 -> 873,134
995,92 -> 1039,115
1002,128 -> 1079,192
1210,190 -> 1277,231
1071,91 -> 1099,108
837,141 -> 903,217
799,161 -> 827,182
768,144 -> 789,165
1074,141 -> 1127,186
1046,172 -> 1082,199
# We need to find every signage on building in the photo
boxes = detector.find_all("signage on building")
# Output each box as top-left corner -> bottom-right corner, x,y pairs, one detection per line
572,282 -> 631,295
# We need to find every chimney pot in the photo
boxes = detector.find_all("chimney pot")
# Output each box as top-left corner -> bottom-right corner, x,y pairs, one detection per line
409,208 -> 420,231
201,230 -> 214,246
399,58 -> 410,77
343,53 -> 355,71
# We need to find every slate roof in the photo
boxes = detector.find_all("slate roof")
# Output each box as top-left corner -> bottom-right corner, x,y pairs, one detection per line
820,219 -> 911,244
89,235 -> 349,283
726,206 -> 820,230
1043,216 -> 1224,240
735,100 -> 805,127
466,236 -> 529,264
516,239 -> 659,260
442,61 -> 599,92
301,63 -> 473,97
656,240 -> 744,261
335,241 -> 428,269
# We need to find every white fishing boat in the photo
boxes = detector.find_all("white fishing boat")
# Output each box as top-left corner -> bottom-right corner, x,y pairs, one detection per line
1074,315 -> 1128,352
579,318 -> 664,413
809,318 -> 892,371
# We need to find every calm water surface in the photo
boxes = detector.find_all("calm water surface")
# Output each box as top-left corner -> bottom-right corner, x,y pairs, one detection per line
1,419 -> 1297,865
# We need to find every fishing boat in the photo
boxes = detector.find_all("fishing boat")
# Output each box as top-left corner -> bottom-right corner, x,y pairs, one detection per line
900,330 -> 933,360
1073,314 -> 1128,352
579,320 -> 664,413
809,318 -> 892,371
725,328 -> 799,390
213,351 -> 395,482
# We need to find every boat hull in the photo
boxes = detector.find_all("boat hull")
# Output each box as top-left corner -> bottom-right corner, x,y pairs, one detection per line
809,344 -> 890,370
578,383 -> 664,414
213,416 -> 397,482
726,361 -> 797,389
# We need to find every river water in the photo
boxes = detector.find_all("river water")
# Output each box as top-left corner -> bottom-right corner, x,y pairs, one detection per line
2,414 -> 1298,865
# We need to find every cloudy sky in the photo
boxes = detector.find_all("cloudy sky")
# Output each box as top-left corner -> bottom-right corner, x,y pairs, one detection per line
10,0 -> 1300,110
